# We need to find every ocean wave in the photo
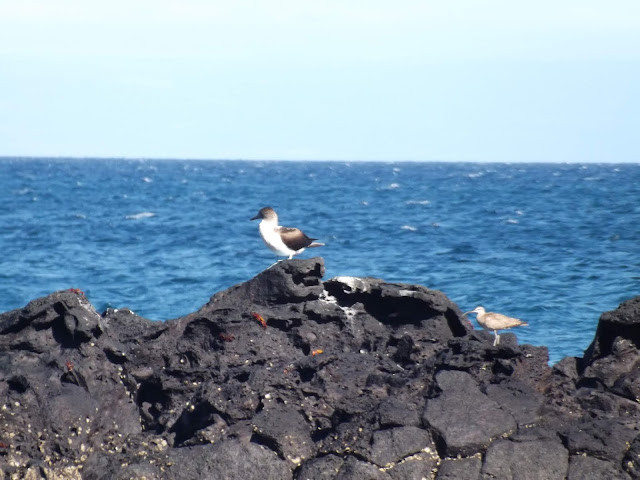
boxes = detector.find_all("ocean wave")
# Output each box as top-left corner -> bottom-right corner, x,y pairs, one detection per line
125,212 -> 156,220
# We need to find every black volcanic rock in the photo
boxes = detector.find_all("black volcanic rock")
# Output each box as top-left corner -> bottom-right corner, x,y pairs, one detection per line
436,457 -> 482,479
423,370 -> 517,457
0,258 -> 638,479
482,436 -> 569,479
582,297 -> 640,394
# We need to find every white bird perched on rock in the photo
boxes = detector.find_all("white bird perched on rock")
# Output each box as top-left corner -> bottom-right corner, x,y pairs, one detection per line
250,207 -> 324,265
463,306 -> 528,346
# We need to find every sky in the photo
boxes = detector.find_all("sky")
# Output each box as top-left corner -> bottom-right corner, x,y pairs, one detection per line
0,1 -> 639,162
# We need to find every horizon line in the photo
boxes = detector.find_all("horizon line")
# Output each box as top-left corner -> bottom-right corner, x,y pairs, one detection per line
0,155 -> 638,165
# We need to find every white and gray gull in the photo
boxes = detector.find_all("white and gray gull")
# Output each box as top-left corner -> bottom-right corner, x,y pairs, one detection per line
463,306 -> 528,346
251,207 -> 324,264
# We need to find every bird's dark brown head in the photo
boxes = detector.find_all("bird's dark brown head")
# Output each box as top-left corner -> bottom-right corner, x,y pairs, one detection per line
251,206 -> 277,221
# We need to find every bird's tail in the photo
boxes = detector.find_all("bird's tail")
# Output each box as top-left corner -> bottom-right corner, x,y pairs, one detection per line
308,242 -> 324,248
520,322 -> 529,327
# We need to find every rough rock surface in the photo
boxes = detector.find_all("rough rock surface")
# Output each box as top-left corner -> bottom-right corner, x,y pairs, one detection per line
1,258 -> 639,479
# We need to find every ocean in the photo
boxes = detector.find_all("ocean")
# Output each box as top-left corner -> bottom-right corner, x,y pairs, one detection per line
1,158 -> 638,364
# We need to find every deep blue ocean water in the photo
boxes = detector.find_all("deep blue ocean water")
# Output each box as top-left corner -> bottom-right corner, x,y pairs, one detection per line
1,158 -> 638,364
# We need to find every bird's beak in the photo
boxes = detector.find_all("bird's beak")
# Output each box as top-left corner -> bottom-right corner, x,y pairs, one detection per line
250,215 -> 260,221
462,311 -> 473,316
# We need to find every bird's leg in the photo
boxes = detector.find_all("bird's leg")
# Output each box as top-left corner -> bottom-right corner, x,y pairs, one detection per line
288,254 -> 293,260
493,331 -> 500,346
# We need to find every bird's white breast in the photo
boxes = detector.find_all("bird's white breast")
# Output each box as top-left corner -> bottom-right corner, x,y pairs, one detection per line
259,220 -> 297,256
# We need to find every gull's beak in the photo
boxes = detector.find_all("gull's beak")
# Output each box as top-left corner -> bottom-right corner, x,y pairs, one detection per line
250,214 -> 260,221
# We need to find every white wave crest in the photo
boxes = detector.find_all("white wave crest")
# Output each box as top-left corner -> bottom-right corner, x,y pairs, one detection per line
126,212 -> 156,220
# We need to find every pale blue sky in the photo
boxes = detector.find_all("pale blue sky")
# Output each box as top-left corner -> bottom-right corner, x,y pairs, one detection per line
1,1 -> 638,162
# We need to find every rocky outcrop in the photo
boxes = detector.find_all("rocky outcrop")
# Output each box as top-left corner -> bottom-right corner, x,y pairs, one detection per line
1,258 -> 639,479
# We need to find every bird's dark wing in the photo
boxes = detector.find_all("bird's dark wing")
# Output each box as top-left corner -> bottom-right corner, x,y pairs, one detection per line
276,226 -> 316,251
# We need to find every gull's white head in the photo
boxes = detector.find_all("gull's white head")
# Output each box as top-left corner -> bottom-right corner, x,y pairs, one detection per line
463,306 -> 486,316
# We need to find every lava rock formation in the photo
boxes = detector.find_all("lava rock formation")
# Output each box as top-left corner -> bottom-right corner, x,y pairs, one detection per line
1,258 -> 639,479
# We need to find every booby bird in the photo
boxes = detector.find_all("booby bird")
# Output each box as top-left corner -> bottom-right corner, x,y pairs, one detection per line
463,306 -> 528,346
250,207 -> 324,263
